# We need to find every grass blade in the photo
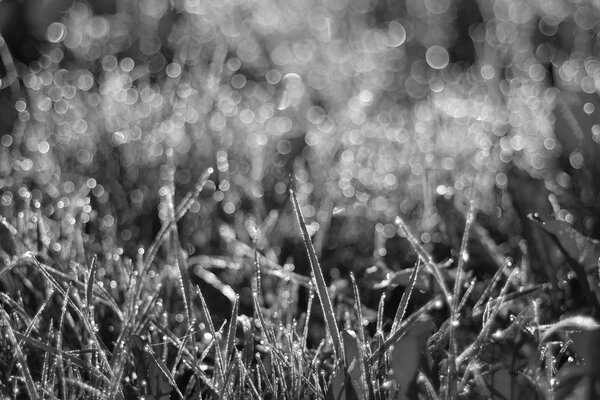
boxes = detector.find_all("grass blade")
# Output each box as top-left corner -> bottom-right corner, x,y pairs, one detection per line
253,248 -> 261,297
196,285 -> 225,386
26,257 -> 122,321
238,315 -> 254,367
390,316 -> 434,399
350,273 -> 375,399
106,343 -> 127,400
219,231 -> 311,287
349,273 -> 367,348
56,285 -> 71,400
417,371 -> 440,400
170,324 -> 194,377
452,202 -> 475,311
395,216 -> 452,304
253,292 -> 277,346
457,278 -> 476,314
0,292 -> 34,327
176,168 -> 215,220
163,161 -> 195,327
130,335 -> 184,399
446,203 -> 475,400
391,259 -> 422,335
149,321 -> 219,398
368,296 -> 441,364
376,293 -> 385,335
342,329 -> 369,399
238,352 -> 261,400
1,310 -> 40,400
224,295 -> 240,364
133,283 -> 163,335
13,331 -> 110,384
186,255 -> 242,271
65,378 -> 105,399
40,328 -> 53,391
190,265 -> 236,303
256,354 -> 274,395
172,219 -> 194,326
144,167 -> 213,269
472,259 -> 510,312
0,215 -> 18,257
290,185 -> 344,363
86,255 -> 98,320
302,282 -> 315,352
457,270 -> 518,368
217,352 -> 238,400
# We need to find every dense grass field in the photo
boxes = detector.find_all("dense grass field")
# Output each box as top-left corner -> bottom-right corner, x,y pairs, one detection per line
1,0 -> 600,399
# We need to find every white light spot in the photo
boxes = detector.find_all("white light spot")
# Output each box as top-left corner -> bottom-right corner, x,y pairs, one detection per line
166,63 -> 182,78
46,22 -> 66,43
426,46 -> 449,69
38,141 -> 50,154
387,21 -> 406,47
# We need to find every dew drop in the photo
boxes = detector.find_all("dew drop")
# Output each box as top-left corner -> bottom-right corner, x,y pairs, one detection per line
461,250 -> 469,263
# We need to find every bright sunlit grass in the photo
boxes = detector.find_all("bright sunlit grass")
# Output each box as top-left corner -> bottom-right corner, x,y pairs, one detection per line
2,0 -> 600,398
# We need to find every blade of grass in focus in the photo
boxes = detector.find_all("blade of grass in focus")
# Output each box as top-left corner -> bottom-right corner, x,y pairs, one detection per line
301,281 -> 314,353
290,185 -> 345,364
85,255 -> 98,321
395,216 -> 452,304
391,259 -> 422,335
446,203 -> 475,400
368,296 -> 442,364
14,331 -> 110,385
1,309 -> 40,400
217,226 -> 312,287
457,270 -> 518,369
56,285 -> 70,400
144,167 -> 213,270
350,273 -> 375,399
165,154 -> 194,327
196,285 -> 225,388
224,295 -> 240,364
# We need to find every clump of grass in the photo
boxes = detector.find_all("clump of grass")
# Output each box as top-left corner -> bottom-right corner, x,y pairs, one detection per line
3,0 -> 600,397
3,167 -> 596,400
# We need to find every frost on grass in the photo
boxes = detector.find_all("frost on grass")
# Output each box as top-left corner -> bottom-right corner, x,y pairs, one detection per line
2,0 -> 600,398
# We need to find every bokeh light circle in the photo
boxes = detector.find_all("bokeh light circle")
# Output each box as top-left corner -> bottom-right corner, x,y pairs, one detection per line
387,21 -> 406,47
425,46 -> 449,69
46,22 -> 67,44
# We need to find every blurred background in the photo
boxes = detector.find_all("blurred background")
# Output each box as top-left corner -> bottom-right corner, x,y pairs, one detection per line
1,0 -> 600,305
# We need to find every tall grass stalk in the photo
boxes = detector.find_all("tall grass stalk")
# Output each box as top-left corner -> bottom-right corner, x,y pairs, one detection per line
290,185 -> 345,364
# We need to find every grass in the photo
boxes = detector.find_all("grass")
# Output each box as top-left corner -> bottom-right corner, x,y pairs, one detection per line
1,167 -> 599,399
2,0 -> 600,398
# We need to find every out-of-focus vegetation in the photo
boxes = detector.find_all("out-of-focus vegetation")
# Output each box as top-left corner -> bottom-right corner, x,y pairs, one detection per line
1,0 -> 600,398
